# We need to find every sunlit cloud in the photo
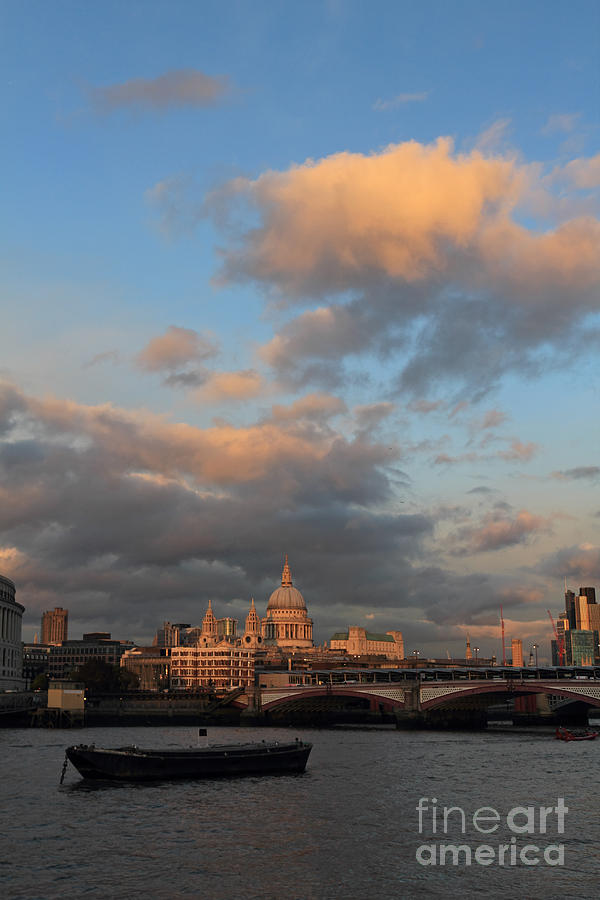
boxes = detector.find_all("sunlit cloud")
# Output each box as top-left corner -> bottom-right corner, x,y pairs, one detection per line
450,509 -> 552,555
136,326 -> 218,373
197,137 -> 600,397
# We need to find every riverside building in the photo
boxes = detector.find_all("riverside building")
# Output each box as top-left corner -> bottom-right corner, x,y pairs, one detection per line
0,573 -> 25,690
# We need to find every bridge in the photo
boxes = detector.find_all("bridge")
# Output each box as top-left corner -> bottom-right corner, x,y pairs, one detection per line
236,666 -> 600,727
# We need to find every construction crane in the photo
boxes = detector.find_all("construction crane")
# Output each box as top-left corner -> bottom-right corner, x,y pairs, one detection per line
547,610 -> 565,666
500,605 -> 506,666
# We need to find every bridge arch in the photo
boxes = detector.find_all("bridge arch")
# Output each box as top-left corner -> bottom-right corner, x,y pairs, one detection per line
420,681 -> 600,711
261,686 -> 406,714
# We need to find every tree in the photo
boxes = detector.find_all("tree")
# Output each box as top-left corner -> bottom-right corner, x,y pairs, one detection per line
70,660 -> 139,693
31,673 -> 49,691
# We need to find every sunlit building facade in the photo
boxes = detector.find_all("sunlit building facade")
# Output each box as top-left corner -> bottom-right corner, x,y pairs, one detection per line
329,626 -> 404,660
41,607 -> 68,645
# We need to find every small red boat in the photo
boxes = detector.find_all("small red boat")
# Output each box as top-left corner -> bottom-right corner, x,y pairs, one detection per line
555,726 -> 598,742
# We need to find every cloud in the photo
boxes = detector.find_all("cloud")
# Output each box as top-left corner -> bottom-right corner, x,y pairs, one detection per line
353,402 -> 395,431
193,369 -> 264,403
201,137 -> 600,398
474,118 -> 512,153
408,399 -> 444,414
433,452 -> 479,466
541,543 -> 600,582
497,439 -> 538,462
136,326 -> 218,373
561,154 -> 600,190
1,381 -> 441,640
88,69 -> 230,112
451,509 -> 552,555
135,326 -> 220,392
270,393 -> 346,424
552,466 -> 600,482
541,113 -> 580,135
373,92 -> 429,111
3,378 -> 556,648
480,409 -> 508,430
83,350 -> 121,369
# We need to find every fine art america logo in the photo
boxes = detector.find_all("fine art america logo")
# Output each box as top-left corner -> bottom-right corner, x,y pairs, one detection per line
415,797 -> 567,867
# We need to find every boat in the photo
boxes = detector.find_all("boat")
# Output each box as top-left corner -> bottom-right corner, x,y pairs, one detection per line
65,738 -> 312,781
555,726 -> 598,742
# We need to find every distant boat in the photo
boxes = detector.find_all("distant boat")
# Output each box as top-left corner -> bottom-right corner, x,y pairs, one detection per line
65,738 -> 312,781
555,726 -> 598,742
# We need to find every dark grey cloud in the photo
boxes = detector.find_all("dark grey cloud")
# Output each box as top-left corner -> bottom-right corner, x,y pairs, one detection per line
540,544 -> 600,582
0,382 -> 433,642
552,466 -> 600,482
0,382 -> 562,651
89,69 -> 231,112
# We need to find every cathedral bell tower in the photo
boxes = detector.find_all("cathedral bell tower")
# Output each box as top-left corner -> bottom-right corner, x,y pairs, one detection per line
242,598 -> 263,649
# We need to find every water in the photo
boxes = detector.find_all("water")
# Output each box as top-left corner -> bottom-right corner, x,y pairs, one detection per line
1,724 -> 599,899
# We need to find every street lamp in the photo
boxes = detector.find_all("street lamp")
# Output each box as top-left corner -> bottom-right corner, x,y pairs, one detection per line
474,647 -> 480,664
413,649 -> 420,669
533,643 -> 539,667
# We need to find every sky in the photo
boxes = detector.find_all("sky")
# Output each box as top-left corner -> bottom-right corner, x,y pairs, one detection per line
1,1 -> 599,660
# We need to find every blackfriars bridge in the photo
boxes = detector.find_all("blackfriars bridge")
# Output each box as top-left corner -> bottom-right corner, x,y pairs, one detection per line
235,666 -> 600,727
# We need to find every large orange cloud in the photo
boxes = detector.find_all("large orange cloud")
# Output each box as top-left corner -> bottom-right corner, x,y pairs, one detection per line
210,138 -> 599,299
4,383 -> 394,488
213,137 -> 524,295
203,138 -> 600,395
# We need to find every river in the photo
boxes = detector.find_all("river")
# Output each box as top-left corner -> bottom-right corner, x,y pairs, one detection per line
1,724 -> 598,899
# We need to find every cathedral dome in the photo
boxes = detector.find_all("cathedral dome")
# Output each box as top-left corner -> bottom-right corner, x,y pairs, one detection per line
267,556 -> 307,611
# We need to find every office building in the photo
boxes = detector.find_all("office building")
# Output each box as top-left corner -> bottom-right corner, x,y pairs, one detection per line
511,638 -> 524,667
41,607 -> 68,645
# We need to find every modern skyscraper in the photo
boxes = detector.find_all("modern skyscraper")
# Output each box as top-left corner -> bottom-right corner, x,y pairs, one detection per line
41,607 -> 68,645
579,587 -> 597,605
565,630 -> 595,666
575,595 -> 591,631
511,638 -> 523,667
565,590 -> 577,629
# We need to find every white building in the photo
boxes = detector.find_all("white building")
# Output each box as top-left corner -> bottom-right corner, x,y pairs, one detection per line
0,574 -> 25,691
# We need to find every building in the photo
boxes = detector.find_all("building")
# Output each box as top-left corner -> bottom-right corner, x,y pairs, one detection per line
565,590 -> 577,629
564,629 -> 595,666
41,607 -> 68,645
329,627 -> 404,660
580,587 -> 597,605
120,646 -> 171,691
575,595 -> 591,631
261,556 -> 314,650
0,573 -> 25,691
22,643 -> 52,687
511,638 -> 524,667
170,596 -> 262,690
153,621 -> 190,648
553,585 -> 600,665
47,634 -> 135,679
170,643 -> 255,690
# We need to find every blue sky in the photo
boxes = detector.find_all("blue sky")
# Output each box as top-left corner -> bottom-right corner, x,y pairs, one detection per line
1,1 -> 599,659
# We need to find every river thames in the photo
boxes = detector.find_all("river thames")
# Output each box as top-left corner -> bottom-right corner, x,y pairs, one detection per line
2,724 -> 599,899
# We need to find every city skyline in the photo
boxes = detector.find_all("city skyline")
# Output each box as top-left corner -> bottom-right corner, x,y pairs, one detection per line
1,2 -> 599,657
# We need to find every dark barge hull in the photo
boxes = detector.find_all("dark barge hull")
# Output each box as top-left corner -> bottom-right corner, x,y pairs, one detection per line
66,740 -> 312,781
